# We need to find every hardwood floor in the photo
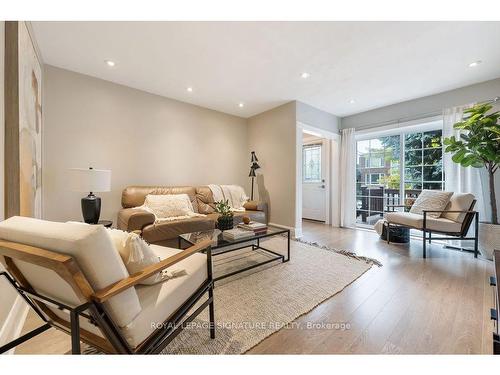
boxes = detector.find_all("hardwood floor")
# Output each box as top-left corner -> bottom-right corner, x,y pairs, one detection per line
14,221 -> 494,354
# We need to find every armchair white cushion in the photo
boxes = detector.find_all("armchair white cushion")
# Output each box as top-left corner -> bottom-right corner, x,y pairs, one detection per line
385,212 -> 462,233
120,244 -> 208,348
0,216 -> 142,327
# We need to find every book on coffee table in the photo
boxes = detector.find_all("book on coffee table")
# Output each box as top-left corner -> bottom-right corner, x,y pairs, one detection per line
222,228 -> 256,240
237,221 -> 268,234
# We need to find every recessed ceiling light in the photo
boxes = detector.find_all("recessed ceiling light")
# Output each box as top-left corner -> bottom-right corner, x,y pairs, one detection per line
238,103 -> 244,108
301,72 -> 310,79
104,59 -> 116,67
349,99 -> 356,104
187,87 -> 193,92
468,60 -> 482,68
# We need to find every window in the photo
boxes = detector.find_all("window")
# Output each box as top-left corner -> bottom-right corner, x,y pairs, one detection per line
355,126 -> 443,226
404,130 -> 444,194
365,173 -> 384,185
303,144 -> 322,182
369,157 -> 383,168
356,136 -> 400,225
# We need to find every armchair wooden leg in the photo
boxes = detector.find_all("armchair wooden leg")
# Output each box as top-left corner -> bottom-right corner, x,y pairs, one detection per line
428,232 -> 431,244
422,230 -> 427,259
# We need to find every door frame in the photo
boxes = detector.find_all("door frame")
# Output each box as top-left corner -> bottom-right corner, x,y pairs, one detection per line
295,122 -> 341,238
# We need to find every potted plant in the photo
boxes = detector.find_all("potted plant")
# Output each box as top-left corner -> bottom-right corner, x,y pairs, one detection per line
214,199 -> 234,231
443,103 -> 500,258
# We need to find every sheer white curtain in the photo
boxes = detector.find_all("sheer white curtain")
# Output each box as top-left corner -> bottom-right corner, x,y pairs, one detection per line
443,105 -> 487,222
340,128 -> 357,227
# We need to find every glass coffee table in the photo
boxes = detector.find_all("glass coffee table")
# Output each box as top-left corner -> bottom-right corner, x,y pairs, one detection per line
178,226 -> 290,282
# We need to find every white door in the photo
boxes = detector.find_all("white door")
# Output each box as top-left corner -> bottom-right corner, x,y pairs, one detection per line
302,142 -> 326,221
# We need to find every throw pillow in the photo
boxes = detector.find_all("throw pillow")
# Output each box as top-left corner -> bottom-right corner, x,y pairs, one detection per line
143,194 -> 196,219
107,228 -> 162,285
409,190 -> 453,218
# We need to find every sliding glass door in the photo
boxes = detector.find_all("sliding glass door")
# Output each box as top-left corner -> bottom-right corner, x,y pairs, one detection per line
355,126 -> 443,226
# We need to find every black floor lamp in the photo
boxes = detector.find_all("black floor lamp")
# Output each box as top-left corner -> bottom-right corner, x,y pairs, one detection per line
249,151 -> 260,200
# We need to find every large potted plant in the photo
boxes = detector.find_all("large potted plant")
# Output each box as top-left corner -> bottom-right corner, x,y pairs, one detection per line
443,103 -> 500,258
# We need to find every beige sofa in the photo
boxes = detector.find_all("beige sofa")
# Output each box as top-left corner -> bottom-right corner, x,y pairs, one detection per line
117,185 -> 268,247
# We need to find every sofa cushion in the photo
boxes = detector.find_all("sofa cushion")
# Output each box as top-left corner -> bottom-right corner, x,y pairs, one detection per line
121,186 -> 199,213
442,193 -> 475,223
0,217 -> 141,327
121,244 -> 208,348
195,186 -> 216,214
409,190 -> 453,218
142,217 -> 215,243
385,212 -> 462,233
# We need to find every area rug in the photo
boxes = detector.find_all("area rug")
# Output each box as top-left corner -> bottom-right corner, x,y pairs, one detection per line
160,236 -> 379,354
83,237 -> 380,354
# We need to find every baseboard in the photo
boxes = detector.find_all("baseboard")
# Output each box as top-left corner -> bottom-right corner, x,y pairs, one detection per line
268,222 -> 302,239
0,295 -> 29,354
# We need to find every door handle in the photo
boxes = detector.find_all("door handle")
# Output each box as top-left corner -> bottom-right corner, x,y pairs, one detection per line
320,185 -> 325,188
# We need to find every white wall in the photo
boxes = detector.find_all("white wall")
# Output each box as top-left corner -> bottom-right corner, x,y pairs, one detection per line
43,65 -> 248,223
341,78 -> 500,130
296,101 -> 340,134
247,102 -> 297,229
246,101 -> 339,231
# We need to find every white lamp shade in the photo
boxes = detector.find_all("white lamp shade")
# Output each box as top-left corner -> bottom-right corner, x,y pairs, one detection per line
68,168 -> 111,193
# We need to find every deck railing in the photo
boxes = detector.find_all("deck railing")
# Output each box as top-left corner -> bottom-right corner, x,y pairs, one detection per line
356,186 -> 421,224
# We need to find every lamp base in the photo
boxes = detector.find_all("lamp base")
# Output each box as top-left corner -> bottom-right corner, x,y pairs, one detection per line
81,193 -> 101,224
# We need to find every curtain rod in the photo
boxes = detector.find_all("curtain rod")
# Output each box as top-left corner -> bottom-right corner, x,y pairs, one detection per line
350,95 -> 500,131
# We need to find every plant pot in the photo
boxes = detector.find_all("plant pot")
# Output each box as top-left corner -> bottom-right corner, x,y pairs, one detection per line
479,222 -> 500,260
217,215 -> 234,231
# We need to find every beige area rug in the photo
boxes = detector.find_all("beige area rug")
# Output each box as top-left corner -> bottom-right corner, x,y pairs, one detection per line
159,236 -> 378,354
82,237 -> 380,354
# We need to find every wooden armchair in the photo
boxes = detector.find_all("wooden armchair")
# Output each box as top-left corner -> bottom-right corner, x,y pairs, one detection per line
0,216 -> 214,354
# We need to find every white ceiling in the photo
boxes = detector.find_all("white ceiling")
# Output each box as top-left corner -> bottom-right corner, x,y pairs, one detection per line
32,21 -> 500,118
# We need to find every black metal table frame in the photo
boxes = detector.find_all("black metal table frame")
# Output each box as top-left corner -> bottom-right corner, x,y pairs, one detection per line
179,228 -> 290,282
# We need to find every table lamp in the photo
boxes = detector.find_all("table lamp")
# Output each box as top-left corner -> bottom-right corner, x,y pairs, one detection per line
68,167 -> 111,224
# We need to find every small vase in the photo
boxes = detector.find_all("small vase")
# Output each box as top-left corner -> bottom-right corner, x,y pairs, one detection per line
217,215 -> 234,231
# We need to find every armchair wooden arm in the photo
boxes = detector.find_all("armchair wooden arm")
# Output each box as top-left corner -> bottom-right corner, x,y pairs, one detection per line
93,239 -> 212,303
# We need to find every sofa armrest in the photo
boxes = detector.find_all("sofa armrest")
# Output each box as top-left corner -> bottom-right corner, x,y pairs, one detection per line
244,200 -> 267,211
117,208 -> 155,232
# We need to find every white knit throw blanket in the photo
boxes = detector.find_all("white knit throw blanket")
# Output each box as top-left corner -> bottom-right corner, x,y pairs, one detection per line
208,184 -> 248,212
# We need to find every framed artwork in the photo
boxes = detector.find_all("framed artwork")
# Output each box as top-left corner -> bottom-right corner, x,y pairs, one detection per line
5,21 -> 43,219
